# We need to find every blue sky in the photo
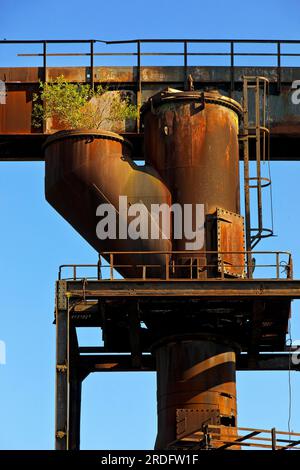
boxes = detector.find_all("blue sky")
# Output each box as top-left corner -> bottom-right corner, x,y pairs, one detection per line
1,0 -> 300,450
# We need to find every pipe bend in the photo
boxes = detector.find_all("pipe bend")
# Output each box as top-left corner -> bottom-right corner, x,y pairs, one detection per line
45,130 -> 172,278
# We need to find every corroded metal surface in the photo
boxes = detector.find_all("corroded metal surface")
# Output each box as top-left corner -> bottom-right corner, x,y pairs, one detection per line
216,209 -> 245,278
45,130 -> 172,278
142,89 -> 243,275
142,89 -> 241,217
0,84 -> 39,133
154,337 -> 238,449
2,66 -> 300,143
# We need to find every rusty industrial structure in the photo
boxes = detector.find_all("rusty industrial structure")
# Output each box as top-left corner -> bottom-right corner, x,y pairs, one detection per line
1,39 -> 300,450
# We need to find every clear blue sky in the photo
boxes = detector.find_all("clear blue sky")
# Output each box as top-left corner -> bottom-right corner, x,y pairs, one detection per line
1,0 -> 300,450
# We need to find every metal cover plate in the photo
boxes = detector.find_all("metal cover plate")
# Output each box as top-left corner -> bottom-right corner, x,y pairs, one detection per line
176,408 -> 220,439
216,208 -> 245,278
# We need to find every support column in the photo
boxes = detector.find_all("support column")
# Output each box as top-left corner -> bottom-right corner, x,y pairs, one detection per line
69,326 -> 82,450
55,280 -> 69,450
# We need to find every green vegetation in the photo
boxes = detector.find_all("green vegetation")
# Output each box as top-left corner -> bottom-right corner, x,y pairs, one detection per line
32,75 -> 138,131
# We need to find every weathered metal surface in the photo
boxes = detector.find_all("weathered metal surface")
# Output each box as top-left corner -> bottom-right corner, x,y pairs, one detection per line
65,278 -> 300,297
142,89 -> 242,276
70,293 -> 291,351
1,66 -> 300,136
0,84 -> 39,133
216,209 -> 245,278
45,130 -> 172,278
1,67 -> 300,161
142,89 -> 241,215
154,338 -> 238,449
3,65 -> 300,84
1,133 -> 300,161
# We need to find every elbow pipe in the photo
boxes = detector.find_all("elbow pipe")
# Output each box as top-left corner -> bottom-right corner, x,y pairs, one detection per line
44,130 -> 172,278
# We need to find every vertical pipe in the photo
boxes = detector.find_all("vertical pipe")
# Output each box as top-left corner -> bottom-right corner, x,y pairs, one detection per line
154,337 -> 238,449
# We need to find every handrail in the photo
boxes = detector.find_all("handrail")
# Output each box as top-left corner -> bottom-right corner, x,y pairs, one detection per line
58,250 -> 293,281
169,424 -> 300,450
2,38 -> 300,92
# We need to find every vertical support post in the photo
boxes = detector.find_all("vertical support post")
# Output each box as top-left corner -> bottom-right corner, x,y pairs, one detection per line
90,40 -> 94,89
136,40 -> 142,133
242,78 -> 252,278
220,254 -> 225,279
230,41 -> 234,96
271,427 -> 277,450
165,254 -> 170,280
55,280 -> 69,450
42,41 -> 47,134
128,301 -> 141,369
276,252 -> 280,279
277,42 -> 281,93
69,326 -> 82,450
110,253 -> 114,280
184,41 -> 188,90
43,41 -> 47,83
97,254 -> 102,280
142,265 -> 146,280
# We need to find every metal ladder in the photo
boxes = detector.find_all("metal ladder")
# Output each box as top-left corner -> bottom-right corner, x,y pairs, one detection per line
241,76 -> 274,275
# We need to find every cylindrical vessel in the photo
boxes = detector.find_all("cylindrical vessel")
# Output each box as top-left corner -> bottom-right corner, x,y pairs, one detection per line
142,90 -> 241,216
154,336 -> 238,449
44,130 -> 172,278
142,90 -> 243,276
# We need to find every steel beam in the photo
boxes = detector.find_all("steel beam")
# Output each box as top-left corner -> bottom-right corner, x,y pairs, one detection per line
77,353 -> 300,374
65,279 -> 300,298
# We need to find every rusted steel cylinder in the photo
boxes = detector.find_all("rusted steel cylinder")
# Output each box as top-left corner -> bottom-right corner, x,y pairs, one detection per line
142,90 -> 242,257
44,130 -> 172,278
142,90 -> 242,215
154,336 -> 238,449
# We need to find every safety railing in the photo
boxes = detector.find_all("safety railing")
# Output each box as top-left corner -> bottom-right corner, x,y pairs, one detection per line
169,424 -> 300,450
58,250 -> 293,281
2,38 -> 300,91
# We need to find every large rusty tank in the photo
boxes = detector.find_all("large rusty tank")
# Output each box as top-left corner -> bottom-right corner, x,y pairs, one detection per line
142,89 -> 244,279
44,130 -> 172,278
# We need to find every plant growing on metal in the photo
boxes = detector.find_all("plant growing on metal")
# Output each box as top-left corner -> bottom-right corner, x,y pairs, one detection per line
32,75 -> 138,131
